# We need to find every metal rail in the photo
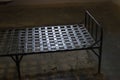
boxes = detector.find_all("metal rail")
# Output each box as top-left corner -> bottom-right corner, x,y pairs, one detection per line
85,10 -> 103,73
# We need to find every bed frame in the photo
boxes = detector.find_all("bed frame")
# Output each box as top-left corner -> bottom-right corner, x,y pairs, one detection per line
0,10 -> 103,80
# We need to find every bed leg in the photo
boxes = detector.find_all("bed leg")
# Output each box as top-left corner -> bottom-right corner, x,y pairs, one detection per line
98,52 -> 101,73
11,55 -> 23,80
98,45 -> 102,74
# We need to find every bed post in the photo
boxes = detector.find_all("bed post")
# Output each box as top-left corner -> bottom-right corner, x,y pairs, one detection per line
98,27 -> 103,73
85,10 -> 103,74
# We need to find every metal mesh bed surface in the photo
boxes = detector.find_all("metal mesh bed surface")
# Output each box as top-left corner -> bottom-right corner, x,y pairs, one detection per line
0,24 -> 94,56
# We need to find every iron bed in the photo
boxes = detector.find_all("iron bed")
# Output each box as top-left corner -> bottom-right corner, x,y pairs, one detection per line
0,10 -> 103,80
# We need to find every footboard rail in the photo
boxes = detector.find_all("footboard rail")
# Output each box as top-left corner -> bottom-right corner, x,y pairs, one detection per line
84,10 -> 103,73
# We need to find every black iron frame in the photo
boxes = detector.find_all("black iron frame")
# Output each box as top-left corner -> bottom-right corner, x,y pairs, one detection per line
85,10 -> 103,74
10,55 -> 23,80
0,10 -> 103,80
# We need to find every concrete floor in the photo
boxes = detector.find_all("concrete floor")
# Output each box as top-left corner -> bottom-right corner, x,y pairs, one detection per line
91,3 -> 120,80
0,1 -> 120,80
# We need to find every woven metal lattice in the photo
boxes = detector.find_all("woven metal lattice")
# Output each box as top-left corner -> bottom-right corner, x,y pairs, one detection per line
0,24 -> 94,55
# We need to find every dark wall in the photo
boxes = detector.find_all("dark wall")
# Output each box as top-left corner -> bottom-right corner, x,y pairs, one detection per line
10,0 -> 108,5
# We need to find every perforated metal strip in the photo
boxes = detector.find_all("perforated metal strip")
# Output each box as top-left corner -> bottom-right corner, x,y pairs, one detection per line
0,24 -> 95,55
